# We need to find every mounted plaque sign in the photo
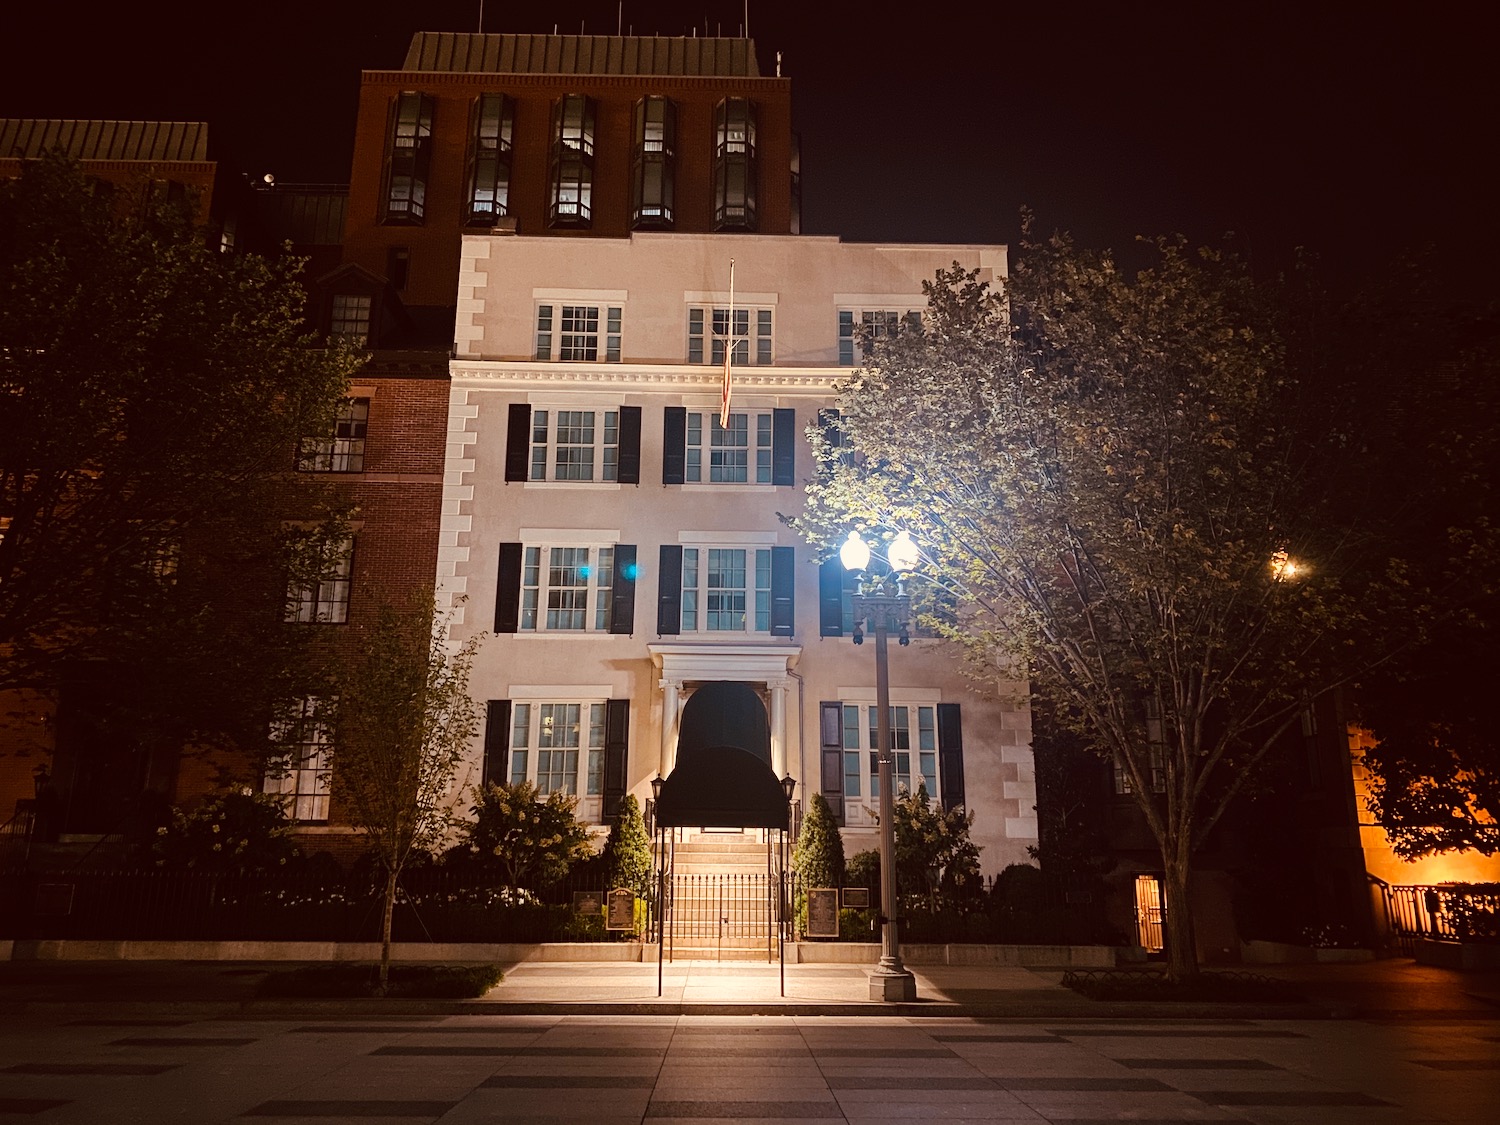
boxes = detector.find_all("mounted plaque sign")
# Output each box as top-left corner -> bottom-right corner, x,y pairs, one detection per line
606,888 -> 636,931
805,887 -> 839,938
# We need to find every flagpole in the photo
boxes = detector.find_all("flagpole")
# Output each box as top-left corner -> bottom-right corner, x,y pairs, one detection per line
721,258 -> 736,429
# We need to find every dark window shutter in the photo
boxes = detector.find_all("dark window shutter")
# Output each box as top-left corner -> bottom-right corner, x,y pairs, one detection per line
505,404 -> 531,482
819,558 -> 844,637
819,701 -> 845,825
609,544 -> 637,634
617,405 -> 642,484
771,407 -> 795,485
495,542 -> 523,633
937,703 -> 966,811
662,406 -> 686,484
656,544 -> 682,635
770,546 -> 794,636
818,408 -> 853,468
482,700 -> 511,787
603,699 -> 630,819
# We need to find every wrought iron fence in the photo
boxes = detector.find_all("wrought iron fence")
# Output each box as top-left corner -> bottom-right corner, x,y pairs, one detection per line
1,862 -> 1115,951
1376,878 -> 1500,955
0,867 -> 651,945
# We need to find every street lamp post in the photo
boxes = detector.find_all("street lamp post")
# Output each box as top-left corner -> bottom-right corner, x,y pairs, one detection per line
841,530 -> 918,1002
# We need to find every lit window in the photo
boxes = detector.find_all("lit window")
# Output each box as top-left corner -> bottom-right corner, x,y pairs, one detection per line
265,698 -> 332,821
384,92 -> 434,223
520,545 -> 615,632
549,95 -> 596,227
529,409 -> 620,482
838,309 -> 920,366
535,304 -> 621,362
684,411 -> 773,484
680,547 -> 771,633
509,701 -> 606,797
688,306 -> 772,366
713,97 -> 758,230
330,295 -> 371,345
298,398 -> 369,473
631,96 -> 676,229
466,93 -> 513,225
286,538 -> 353,624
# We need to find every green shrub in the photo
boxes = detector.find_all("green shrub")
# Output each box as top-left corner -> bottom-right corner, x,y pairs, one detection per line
151,789 -> 297,874
601,794 -> 652,900
793,793 -> 846,937
461,781 -> 595,890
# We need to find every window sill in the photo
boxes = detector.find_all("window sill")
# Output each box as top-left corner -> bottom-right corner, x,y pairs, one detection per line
678,483 -> 779,492
519,481 -> 624,490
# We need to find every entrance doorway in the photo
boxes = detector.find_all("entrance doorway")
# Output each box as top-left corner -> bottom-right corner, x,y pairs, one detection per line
1134,874 -> 1165,953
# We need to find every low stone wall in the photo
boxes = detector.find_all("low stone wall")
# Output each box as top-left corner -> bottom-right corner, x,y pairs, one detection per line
788,943 -> 1117,968
2,940 -> 649,963
3,938 -> 1118,967
1413,938 -> 1500,971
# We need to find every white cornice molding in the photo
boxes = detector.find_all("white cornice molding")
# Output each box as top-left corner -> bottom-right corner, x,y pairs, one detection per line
449,361 -> 845,394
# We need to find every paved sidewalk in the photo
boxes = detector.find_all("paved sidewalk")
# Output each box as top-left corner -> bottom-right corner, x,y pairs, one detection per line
1,954 -> 1498,1020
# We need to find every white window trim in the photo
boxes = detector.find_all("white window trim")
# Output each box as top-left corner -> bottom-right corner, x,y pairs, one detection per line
683,408 -> 774,483
506,697 -> 609,814
839,700 -> 940,826
519,543 -> 617,633
526,406 -> 622,482
677,543 -> 774,636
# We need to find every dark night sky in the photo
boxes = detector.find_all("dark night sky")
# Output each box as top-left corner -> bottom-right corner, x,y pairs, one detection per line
4,1 -> 1496,289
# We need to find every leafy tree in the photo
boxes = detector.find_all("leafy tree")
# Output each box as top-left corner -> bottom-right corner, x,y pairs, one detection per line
0,153 -> 356,761
796,234 -> 1445,979
319,596 -> 483,992
601,793 -> 652,899
464,781 -> 595,891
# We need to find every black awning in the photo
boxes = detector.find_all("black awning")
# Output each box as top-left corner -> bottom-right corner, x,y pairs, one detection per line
655,744 -> 789,830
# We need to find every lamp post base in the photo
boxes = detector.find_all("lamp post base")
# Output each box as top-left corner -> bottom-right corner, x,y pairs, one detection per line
868,966 -> 917,1002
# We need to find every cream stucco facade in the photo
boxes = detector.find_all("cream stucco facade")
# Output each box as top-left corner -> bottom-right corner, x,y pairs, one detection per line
439,231 -> 1037,874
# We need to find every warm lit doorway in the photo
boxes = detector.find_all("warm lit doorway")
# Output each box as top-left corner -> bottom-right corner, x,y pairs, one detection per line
1134,874 -> 1165,954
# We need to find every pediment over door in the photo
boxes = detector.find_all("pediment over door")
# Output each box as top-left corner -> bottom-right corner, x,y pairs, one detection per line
648,643 -> 801,686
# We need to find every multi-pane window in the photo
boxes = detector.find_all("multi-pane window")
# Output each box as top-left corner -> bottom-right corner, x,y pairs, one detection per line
688,307 -> 772,366
680,547 -> 771,633
529,409 -> 619,481
384,92 -> 434,223
631,96 -> 676,229
265,698 -> 332,821
684,411 -> 773,484
285,538 -> 353,624
842,704 -> 938,801
535,304 -> 621,362
549,94 -> 596,227
838,309 -> 920,366
509,701 -> 606,797
713,97 -> 757,230
1115,747 -> 1168,794
520,545 -> 615,631
298,398 -> 369,473
330,294 -> 372,345
466,93 -> 514,225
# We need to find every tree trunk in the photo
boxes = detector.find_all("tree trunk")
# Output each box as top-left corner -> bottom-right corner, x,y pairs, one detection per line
378,865 -> 397,996
1160,834 -> 1198,982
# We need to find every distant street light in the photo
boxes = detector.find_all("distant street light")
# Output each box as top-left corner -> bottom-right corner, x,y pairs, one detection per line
841,529 -> 918,1002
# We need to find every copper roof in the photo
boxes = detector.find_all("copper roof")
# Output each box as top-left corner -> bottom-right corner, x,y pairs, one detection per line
401,32 -> 761,77
0,119 -> 210,163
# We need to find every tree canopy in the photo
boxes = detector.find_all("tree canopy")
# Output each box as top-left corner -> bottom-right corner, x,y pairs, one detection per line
795,231 -> 1471,977
0,154 -> 357,752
